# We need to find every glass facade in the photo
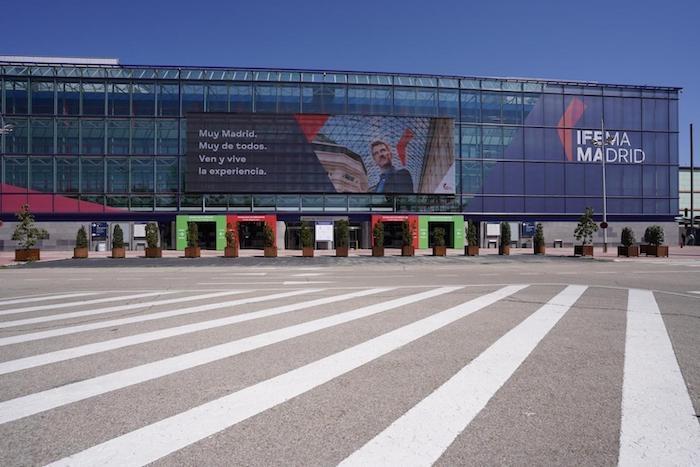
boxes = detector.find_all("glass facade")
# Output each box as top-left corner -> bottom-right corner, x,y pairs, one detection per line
0,61 -> 679,218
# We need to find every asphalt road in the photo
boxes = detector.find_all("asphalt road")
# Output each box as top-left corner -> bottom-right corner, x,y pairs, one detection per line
0,256 -> 698,466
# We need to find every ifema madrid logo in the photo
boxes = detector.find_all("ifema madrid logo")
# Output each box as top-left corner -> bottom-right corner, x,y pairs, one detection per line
557,97 -> 645,164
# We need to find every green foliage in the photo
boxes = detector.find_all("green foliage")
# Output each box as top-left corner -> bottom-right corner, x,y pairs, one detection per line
645,225 -> 664,246
335,220 -> 349,247
533,223 -> 544,248
620,227 -> 635,247
432,227 -> 446,247
300,222 -> 313,248
11,204 -> 49,249
186,222 -> 199,248
145,222 -> 159,248
466,221 -> 478,247
373,222 -> 384,247
225,223 -> 237,248
112,224 -> 124,249
574,207 -> 598,245
401,220 -> 413,247
642,226 -> 652,244
500,222 -> 511,246
263,223 -> 275,248
75,226 -> 88,248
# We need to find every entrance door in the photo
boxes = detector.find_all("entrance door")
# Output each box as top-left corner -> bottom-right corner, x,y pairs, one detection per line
383,222 -> 404,248
285,223 -> 301,250
239,221 -> 265,249
195,222 -> 217,249
428,222 -> 454,247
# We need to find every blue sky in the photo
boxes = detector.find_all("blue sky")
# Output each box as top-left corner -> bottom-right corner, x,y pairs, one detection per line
3,0 -> 698,164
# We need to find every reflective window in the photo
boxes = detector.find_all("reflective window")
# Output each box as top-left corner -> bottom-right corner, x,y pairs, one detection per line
132,119 -> 155,155
460,161 -> 482,193
460,92 -> 480,122
502,93 -> 522,124
132,83 -> 155,116
301,84 -> 346,113
254,84 -> 277,112
31,81 -> 55,114
394,87 -> 416,115
416,88 -> 437,116
278,84 -> 301,113
57,119 -> 79,154
82,157 -> 105,192
5,156 -> 28,188
56,157 -> 79,192
347,87 -> 371,114
30,157 -> 53,192
131,157 -> 154,192
370,87 -> 392,114
182,84 -> 205,114
502,127 -> 521,158
106,157 -> 128,192
30,118 -> 54,154
230,84 -> 252,112
4,118 -> 28,153
80,119 -> 105,154
437,89 -> 459,118
82,82 -> 105,115
5,80 -> 28,114
482,127 -> 503,158
481,92 -> 501,123
107,119 -> 130,155
57,82 -> 80,115
158,84 -> 179,116
157,119 -> 179,155
108,83 -> 130,116
155,157 -> 178,192
523,93 -> 542,125
460,126 -> 481,158
206,85 -> 228,112
543,94 -> 563,126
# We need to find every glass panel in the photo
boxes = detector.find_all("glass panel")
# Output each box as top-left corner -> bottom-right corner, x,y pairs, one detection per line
5,156 -> 29,188
276,194 -> 299,211
106,157 -> 128,193
348,194 -> 370,211
107,119 -> 130,155
130,195 -> 153,210
301,84 -> 345,113
132,119 -> 155,155
81,157 -> 104,192
206,84 -> 228,112
80,119 -> 105,154
437,89 -> 459,118
347,86 -> 371,114
301,194 -> 324,211
131,157 -> 154,192
502,93 -> 522,124
31,81 -> 55,114
155,194 -> 177,209
156,119 -> 179,155
460,92 -> 480,122
82,82 -> 106,115
132,83 -> 155,116
278,84 -> 300,113
394,87 -> 416,116
460,160 -> 482,193
158,84 -> 179,116
253,194 -> 275,210
30,157 -> 53,192
370,87 -> 392,114
460,126 -> 481,158
254,84 -> 277,112
324,194 -> 347,210
229,194 -> 251,210
230,84 -> 252,112
642,98 -> 669,131
5,80 -> 28,114
182,84 -> 205,114
56,157 -> 79,192
523,93 -> 543,125
481,92 -> 501,123
57,118 -> 79,154
30,118 -> 54,154
604,97 -> 641,130
482,127 -> 503,158
155,157 -> 178,193
108,83 -> 130,116
5,118 -> 29,153
57,82 -> 80,115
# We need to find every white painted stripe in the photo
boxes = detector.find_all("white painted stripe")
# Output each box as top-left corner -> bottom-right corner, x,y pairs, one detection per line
618,289 -> 700,466
0,289 -> 317,347
0,292 -> 171,317
689,291 -> 700,295
0,287 -> 406,423
0,292 -> 101,307
0,290 -> 249,329
283,281 -> 333,285
47,285 -> 524,467
339,285 -> 587,467
291,273 -> 323,277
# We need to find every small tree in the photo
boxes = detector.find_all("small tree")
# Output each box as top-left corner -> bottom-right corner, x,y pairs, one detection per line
620,227 -> 635,247
145,222 -> 159,248
300,222 -> 313,248
500,222 -> 511,247
466,221 -> 478,247
533,223 -> 544,248
642,226 -> 652,244
373,222 -> 384,247
433,227 -> 446,247
112,225 -> 124,249
75,226 -> 88,248
263,223 -> 275,248
401,220 -> 413,247
225,223 -> 237,248
11,204 -> 48,249
574,207 -> 598,245
187,222 -> 199,248
646,225 -> 664,246
335,220 -> 349,247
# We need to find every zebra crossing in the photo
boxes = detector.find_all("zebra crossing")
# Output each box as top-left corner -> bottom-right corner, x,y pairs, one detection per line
0,285 -> 698,466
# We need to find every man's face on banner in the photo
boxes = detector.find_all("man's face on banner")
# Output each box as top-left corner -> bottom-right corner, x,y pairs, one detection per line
372,142 -> 392,170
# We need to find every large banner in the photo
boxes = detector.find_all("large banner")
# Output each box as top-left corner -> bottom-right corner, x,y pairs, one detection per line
186,113 -> 455,194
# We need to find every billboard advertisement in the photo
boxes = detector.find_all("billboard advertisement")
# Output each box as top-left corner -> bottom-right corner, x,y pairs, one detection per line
186,113 -> 455,194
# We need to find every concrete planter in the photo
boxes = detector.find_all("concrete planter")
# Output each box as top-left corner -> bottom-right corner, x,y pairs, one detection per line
647,245 -> 669,257
15,249 -> 40,261
184,246 -> 201,258
111,247 -> 126,259
574,245 -> 594,257
145,247 -> 162,258
432,246 -> 447,256
401,246 -> 414,256
302,247 -> 314,257
465,245 -> 479,256
336,246 -> 349,257
617,245 -> 639,257
264,246 -> 277,258
498,245 -> 511,256
224,246 -> 238,258
372,246 -> 384,257
73,247 -> 88,259
533,245 -> 546,255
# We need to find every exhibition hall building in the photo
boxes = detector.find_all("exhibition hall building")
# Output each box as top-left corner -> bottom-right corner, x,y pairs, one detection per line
0,56 -> 681,251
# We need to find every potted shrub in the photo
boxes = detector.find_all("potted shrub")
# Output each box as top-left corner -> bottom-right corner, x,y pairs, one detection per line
372,221 -> 385,257
499,222 -> 511,255
300,221 -> 314,257
224,223 -> 238,258
574,207 -> 598,257
144,222 -> 162,258
646,225 -> 668,257
335,219 -> 349,257
73,226 -> 89,259
185,222 -> 200,258
533,223 -> 546,255
263,223 -> 277,257
111,224 -> 126,259
432,227 -> 447,256
465,220 -> 479,256
401,220 -> 415,256
640,227 -> 651,255
618,227 -> 639,257
12,204 -> 49,261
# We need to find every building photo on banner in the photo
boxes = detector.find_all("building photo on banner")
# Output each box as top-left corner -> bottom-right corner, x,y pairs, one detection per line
0,56 -> 685,252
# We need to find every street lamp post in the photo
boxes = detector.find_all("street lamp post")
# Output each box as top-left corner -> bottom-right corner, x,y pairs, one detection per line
592,118 -> 613,253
